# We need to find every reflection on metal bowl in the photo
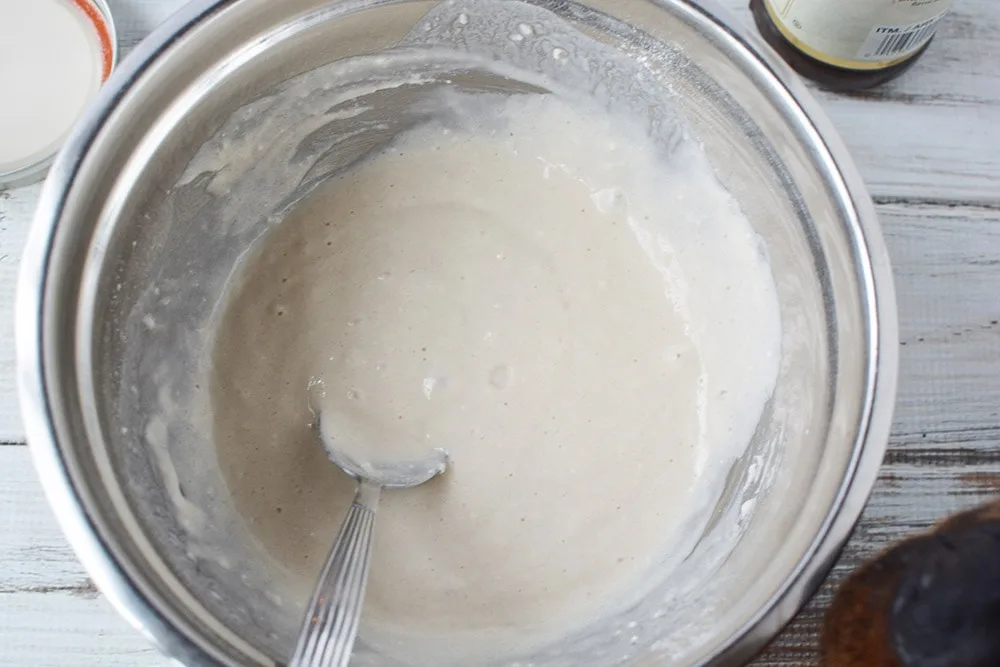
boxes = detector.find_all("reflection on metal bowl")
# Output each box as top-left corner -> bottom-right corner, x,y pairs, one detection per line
18,0 -> 896,665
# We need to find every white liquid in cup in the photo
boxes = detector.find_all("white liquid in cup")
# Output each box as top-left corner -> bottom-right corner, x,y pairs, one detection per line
0,0 -> 107,177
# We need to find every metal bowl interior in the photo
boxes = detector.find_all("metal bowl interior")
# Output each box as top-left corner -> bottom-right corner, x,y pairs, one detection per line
18,0 -> 897,665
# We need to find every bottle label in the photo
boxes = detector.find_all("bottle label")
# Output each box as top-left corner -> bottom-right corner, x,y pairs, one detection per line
763,0 -> 955,70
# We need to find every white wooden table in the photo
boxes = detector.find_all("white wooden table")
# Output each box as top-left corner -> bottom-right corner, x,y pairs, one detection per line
2,1 -> 998,665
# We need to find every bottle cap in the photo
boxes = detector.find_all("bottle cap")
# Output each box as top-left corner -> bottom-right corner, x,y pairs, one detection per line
0,0 -> 117,187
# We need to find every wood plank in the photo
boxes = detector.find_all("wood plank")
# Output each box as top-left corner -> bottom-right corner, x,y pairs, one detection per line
0,592 -> 164,667
5,201 -> 1000,662
857,0 -> 1000,108
0,185 -> 39,442
718,0 -> 1000,109
0,446 -> 100,591
108,0 -> 1000,114
0,0 -> 997,662
718,0 -> 1000,202
1,0 -> 996,443
4,445 -> 999,665
818,97 -> 1000,203
881,203 -> 1000,444
3,201 -> 999,664
0,447 -> 166,666
116,0 -> 1000,117
105,0 -> 186,55
754,458 -> 1000,665
5,199 -> 998,443
754,202 -> 1000,663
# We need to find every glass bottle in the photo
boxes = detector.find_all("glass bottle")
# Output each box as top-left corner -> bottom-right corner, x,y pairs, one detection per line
749,0 -> 956,91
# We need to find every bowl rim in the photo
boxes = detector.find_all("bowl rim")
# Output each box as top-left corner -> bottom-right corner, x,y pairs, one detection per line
16,0 -> 898,664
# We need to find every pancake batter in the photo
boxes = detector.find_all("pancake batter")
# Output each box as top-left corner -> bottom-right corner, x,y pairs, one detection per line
211,92 -> 781,663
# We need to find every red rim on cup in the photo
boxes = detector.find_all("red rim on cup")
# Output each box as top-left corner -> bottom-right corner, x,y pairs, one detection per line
0,0 -> 118,187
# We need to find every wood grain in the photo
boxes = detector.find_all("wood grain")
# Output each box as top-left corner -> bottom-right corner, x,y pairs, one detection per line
755,203 -> 1000,664
105,0 -> 1000,202
755,459 -> 1000,666
4,200 -> 999,665
1,0 -> 999,665
2,0 -> 997,439
726,0 -> 1000,203
0,448 -> 164,666
0,185 -> 39,442
0,591 -> 162,667
835,0 -> 1000,202
0,446 -> 100,591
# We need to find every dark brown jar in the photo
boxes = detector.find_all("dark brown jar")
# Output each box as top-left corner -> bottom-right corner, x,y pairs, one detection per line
749,0 -> 955,91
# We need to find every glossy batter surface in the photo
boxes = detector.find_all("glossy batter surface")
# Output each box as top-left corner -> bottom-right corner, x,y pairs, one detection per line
211,93 -> 781,662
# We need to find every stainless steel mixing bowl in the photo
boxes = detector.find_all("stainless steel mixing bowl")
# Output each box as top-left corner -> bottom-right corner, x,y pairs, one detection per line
18,0 -> 897,665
